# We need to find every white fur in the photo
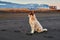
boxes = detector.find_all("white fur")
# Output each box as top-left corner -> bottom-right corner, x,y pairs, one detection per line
28,14 -> 47,34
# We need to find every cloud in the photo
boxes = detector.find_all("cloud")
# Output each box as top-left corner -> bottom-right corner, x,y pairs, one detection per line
0,3 -> 6,5
0,0 -> 60,9
0,0 -> 60,4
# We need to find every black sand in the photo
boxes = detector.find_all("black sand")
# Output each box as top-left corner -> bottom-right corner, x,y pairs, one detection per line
0,12 -> 60,40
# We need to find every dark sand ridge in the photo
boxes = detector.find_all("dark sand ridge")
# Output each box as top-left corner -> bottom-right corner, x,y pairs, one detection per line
0,12 -> 60,40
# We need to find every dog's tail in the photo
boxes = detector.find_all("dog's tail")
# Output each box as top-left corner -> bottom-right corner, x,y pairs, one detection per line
43,28 -> 47,32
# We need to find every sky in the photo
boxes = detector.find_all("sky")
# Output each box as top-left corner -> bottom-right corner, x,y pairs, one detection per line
0,0 -> 60,9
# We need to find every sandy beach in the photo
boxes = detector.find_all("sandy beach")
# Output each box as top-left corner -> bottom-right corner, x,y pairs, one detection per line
0,12 -> 60,40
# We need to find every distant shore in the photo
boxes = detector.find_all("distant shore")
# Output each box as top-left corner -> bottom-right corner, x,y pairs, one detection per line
0,8 -> 60,13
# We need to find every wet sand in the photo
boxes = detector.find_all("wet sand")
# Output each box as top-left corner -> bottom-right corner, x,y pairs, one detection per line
0,12 -> 60,40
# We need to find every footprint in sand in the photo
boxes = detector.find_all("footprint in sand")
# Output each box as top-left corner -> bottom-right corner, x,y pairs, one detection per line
14,30 -> 21,32
56,29 -> 60,32
43,35 -> 54,38
0,29 -> 21,32
53,29 -> 60,32
0,29 -> 7,31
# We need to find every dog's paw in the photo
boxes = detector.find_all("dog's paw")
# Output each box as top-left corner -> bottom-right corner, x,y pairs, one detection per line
43,29 -> 48,32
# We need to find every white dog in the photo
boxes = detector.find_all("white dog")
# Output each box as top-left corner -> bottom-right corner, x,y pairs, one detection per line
28,11 -> 47,34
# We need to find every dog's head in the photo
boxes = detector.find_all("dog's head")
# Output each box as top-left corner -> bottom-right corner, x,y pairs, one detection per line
28,11 -> 35,17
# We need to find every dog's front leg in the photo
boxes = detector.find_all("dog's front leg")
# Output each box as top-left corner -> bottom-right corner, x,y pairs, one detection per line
30,24 -> 35,34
